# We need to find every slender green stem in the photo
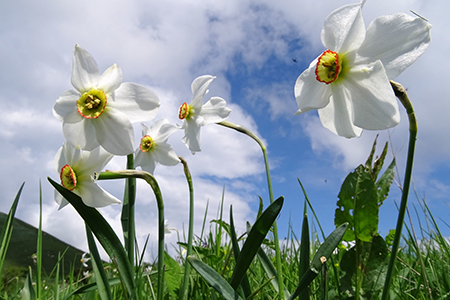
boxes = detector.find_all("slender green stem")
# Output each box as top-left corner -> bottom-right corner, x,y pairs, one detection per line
381,81 -> 418,300
37,181 -> 42,300
98,170 -> 165,300
217,121 -> 284,299
179,157 -> 194,300
122,154 -> 136,265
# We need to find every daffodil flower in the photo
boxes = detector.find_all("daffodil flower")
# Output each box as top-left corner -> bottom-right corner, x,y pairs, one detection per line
294,2 -> 431,138
135,120 -> 180,174
178,75 -> 231,153
164,220 -> 177,235
53,44 -> 160,155
54,142 -> 121,208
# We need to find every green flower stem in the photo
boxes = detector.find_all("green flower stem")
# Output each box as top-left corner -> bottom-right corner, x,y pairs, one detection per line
98,170 -> 165,300
381,81 -> 418,300
217,120 -> 284,299
178,157 -> 194,300
122,154 -> 136,266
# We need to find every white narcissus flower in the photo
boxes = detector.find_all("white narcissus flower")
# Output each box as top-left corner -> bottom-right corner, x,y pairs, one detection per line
135,119 -> 180,174
178,75 -> 231,153
53,44 -> 160,155
54,142 -> 121,209
294,2 -> 431,138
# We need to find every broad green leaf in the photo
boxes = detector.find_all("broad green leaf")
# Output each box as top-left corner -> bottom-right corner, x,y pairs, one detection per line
230,196 -> 284,289
376,159 -> 396,206
164,251 -> 182,298
335,165 -> 378,242
20,267 -> 36,300
86,225 -> 112,300
48,177 -> 135,296
187,256 -> 244,300
230,206 -> 252,298
289,223 -> 348,300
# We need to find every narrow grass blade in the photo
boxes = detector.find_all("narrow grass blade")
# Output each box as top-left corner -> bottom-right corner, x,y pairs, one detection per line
230,196 -> 284,290
299,202 -> 310,300
62,278 -> 122,300
86,224 -> 113,300
0,182 -> 24,276
256,246 -> 291,298
230,206 -> 252,298
48,177 -> 135,297
36,181 -> 43,300
288,223 -> 348,300
187,256 -> 244,300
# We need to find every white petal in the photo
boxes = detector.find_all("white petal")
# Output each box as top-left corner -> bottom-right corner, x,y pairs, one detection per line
77,146 -> 113,176
153,143 -> 180,166
54,190 -> 70,210
346,61 -> 400,130
77,181 -> 121,208
111,83 -> 160,123
356,13 -> 432,79
294,64 -> 332,114
145,120 -> 179,143
321,3 -> 365,53
190,75 -> 215,110
318,87 -> 363,138
135,150 -> 157,174
98,64 -> 123,94
199,97 -> 231,125
71,45 -> 100,93
92,108 -> 135,155
182,119 -> 202,153
53,90 -> 83,123
63,120 -> 100,151
53,146 -> 66,173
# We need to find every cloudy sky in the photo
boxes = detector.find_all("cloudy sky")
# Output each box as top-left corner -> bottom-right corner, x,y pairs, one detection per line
0,0 -> 448,261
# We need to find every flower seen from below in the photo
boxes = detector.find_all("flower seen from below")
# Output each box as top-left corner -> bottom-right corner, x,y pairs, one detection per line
135,120 -> 180,174
294,2 -> 431,138
178,75 -> 231,153
53,44 -> 160,155
54,142 -> 121,209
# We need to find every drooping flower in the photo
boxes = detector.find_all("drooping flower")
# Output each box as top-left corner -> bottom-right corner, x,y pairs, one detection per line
54,142 -> 121,209
53,44 -> 160,155
135,119 -> 180,174
178,75 -> 231,153
164,220 -> 177,235
294,2 -> 431,138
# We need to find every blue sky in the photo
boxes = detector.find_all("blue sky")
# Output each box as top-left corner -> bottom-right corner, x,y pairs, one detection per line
0,0 -> 448,260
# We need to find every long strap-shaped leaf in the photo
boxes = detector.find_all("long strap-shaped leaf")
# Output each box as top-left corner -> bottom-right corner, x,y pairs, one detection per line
230,196 -> 284,289
288,223 -> 348,300
187,256 -> 244,300
48,178 -> 135,297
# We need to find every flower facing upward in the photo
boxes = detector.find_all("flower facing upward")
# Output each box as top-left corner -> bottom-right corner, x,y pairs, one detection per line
53,44 -> 160,155
178,75 -> 231,153
54,142 -> 121,209
135,120 -> 180,174
294,2 -> 431,138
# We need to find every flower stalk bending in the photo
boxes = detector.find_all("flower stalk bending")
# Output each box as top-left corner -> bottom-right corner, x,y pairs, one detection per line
217,120 -> 284,299
381,81 -> 417,300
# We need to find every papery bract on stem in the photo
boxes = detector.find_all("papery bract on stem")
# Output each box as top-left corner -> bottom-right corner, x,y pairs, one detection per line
53,44 -> 160,155
54,142 -> 121,209
294,2 -> 431,138
178,75 -> 231,153
135,119 -> 180,174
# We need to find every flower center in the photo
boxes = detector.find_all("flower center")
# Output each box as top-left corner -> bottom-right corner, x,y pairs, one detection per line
139,135 -> 154,152
315,50 -> 341,84
178,102 -> 191,120
60,164 -> 77,191
77,89 -> 107,119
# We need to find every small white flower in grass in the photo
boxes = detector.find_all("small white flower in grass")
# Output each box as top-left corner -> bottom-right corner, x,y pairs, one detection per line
54,142 -> 121,209
294,2 -> 431,138
178,75 -> 231,153
135,120 -> 180,174
81,252 -> 91,267
53,44 -> 160,155
164,220 -> 177,235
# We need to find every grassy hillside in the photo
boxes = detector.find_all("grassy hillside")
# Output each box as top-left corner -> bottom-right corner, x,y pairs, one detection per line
0,212 -> 86,277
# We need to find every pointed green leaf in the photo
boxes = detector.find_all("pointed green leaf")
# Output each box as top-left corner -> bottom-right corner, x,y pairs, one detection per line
372,142 -> 388,180
188,256 -> 244,300
20,267 -> 36,300
335,166 -> 378,242
365,135 -> 378,172
256,246 -> 291,299
230,196 -> 284,289
299,207 -> 310,300
48,177 -> 135,296
376,159 -> 396,206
